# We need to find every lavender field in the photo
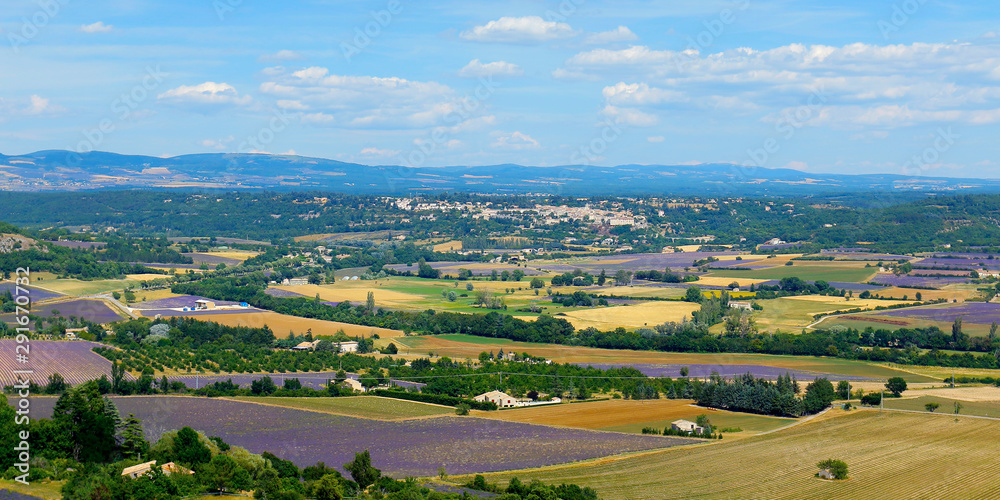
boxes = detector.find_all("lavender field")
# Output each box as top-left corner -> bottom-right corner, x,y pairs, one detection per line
757,280 -> 885,291
47,240 -> 107,250
0,340 -> 133,386
31,299 -> 122,323
914,257 -> 1000,270
135,295 -> 244,309
878,302 -> 1000,324
577,363 -> 876,382
183,253 -> 244,266
385,262 -> 544,276
264,288 -> 308,298
28,396 -> 694,477
0,283 -> 63,301
870,274 -> 969,288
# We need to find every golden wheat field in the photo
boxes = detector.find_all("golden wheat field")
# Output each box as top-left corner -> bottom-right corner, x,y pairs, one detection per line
272,284 -> 424,307
558,301 -> 701,329
181,310 -> 405,338
470,409 -> 1000,499
476,399 -> 794,436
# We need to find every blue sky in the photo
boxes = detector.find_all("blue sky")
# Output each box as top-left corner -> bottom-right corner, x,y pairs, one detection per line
2,0 -> 999,177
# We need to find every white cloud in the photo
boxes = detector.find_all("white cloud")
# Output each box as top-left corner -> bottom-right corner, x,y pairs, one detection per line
600,105 -> 658,127
359,147 -> 400,157
158,82 -> 252,109
460,16 -> 576,43
458,59 -> 523,78
585,26 -> 638,45
563,41 -> 1000,129
258,50 -> 304,63
201,136 -> 234,150
602,82 -> 687,105
493,131 -> 540,149
259,66 -> 479,129
25,95 -> 60,115
647,136 -> 665,143
80,22 -> 113,33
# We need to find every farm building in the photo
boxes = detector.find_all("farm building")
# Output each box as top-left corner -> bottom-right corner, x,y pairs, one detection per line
283,277 -> 309,286
729,301 -> 753,311
818,469 -> 836,480
194,299 -> 216,310
343,378 -> 365,392
290,340 -> 358,352
335,341 -> 359,353
671,419 -> 706,435
475,390 -> 518,408
121,461 -> 193,479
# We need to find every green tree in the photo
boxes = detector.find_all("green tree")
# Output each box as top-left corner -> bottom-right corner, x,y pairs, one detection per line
817,459 -> 848,480
45,373 -> 68,394
684,286 -> 703,303
835,380 -> 850,400
952,316 -> 963,342
51,381 -> 119,462
174,426 -> 212,466
366,291 -> 375,313
312,474 -> 344,500
885,377 -> 907,397
344,450 -> 381,490
200,454 -> 253,493
802,378 -> 836,414
925,402 -> 940,412
120,413 -> 149,459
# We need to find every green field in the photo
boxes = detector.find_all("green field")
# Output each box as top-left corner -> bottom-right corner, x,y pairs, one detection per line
230,396 -> 454,420
466,410 -> 1000,499
0,479 -> 63,500
881,395 -> 1000,418
391,335 -> 938,382
707,263 -> 877,283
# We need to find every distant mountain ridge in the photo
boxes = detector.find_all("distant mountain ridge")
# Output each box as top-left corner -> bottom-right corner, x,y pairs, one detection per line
1,150 -> 998,196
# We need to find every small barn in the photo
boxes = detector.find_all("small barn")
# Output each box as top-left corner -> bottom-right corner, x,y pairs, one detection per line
474,390 -> 521,408
671,419 -> 705,435
194,299 -> 216,310
121,460 -> 193,479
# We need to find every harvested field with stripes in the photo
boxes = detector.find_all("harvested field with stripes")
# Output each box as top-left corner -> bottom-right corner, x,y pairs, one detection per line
471,409 -> 1000,499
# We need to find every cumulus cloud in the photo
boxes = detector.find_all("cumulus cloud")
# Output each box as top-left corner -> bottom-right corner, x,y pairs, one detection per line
158,82 -> 252,110
585,26 -> 638,45
600,105 -> 658,126
359,147 -> 400,158
258,50 -> 304,63
259,66 -> 486,129
458,59 -> 523,78
80,22 -> 113,33
563,41 -> 1000,130
492,131 -> 540,149
201,136 -> 234,150
647,136 -> 665,143
460,16 -> 576,43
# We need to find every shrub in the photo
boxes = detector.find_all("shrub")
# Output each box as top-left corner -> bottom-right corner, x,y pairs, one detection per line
816,459 -> 848,480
